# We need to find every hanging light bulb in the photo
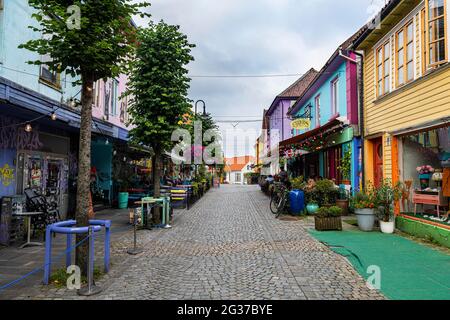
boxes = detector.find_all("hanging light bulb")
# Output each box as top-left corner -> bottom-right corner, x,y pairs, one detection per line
105,139 -> 109,145
50,112 -> 57,121
25,123 -> 32,132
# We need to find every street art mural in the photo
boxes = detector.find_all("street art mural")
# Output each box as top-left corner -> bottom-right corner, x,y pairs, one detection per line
0,116 -> 43,150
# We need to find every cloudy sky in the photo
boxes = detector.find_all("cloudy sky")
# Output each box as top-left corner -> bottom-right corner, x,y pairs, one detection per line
134,0 -> 382,157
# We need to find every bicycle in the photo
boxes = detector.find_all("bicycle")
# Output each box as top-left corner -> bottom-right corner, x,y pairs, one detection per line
269,182 -> 290,218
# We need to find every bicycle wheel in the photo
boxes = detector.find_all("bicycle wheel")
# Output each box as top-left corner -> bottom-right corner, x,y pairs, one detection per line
270,194 -> 280,214
275,195 -> 287,218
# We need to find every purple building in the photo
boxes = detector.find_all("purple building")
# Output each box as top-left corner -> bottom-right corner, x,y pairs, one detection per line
264,69 -> 318,173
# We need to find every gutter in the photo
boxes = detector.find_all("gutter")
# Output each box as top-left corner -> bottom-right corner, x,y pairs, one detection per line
351,50 -> 366,190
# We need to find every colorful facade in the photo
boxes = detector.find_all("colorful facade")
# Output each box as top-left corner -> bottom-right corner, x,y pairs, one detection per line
0,1 -> 134,217
354,0 -> 450,226
264,69 -> 317,175
282,35 -> 362,191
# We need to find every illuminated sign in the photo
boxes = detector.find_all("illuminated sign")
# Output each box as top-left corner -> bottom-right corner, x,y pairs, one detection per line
291,118 -> 311,130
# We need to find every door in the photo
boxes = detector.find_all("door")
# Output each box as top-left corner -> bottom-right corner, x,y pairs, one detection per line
373,138 -> 383,188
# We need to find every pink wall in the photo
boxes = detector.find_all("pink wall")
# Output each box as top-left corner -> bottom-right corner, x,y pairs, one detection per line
92,74 -> 130,130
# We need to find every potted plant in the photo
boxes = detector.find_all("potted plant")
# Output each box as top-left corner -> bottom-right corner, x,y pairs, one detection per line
416,165 -> 434,189
336,187 -> 350,215
376,179 -> 403,234
302,179 -> 319,214
351,186 -> 376,231
315,179 -> 338,207
314,206 -> 343,231
338,149 -> 352,185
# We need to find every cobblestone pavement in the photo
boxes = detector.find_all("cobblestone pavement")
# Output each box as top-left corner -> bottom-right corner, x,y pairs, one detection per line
14,185 -> 384,300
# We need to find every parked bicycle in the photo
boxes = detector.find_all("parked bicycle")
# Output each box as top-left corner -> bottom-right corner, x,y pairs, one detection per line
269,182 -> 290,218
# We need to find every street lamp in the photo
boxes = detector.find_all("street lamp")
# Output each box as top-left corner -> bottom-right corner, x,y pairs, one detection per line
195,100 -> 206,115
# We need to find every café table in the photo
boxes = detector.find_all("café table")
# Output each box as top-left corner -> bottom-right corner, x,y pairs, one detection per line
13,211 -> 44,248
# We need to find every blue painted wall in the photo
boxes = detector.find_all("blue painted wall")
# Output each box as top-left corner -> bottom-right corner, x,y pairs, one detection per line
91,139 -> 113,200
0,149 -> 17,197
293,62 -> 347,136
0,1 -> 80,102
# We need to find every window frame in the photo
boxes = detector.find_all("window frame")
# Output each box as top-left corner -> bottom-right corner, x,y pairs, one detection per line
314,95 -> 321,128
395,20 -> 415,87
330,76 -> 339,116
425,0 -> 448,68
39,54 -> 61,90
375,41 -> 391,97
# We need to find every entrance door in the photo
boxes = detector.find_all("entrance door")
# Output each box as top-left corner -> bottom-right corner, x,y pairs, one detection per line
373,138 -> 383,188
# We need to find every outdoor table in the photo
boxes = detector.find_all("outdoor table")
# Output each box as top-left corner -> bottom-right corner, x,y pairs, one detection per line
12,211 -> 44,248
134,199 -> 158,229
135,196 -> 171,229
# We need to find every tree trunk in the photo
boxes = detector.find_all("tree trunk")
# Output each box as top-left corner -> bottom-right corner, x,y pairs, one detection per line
153,147 -> 162,225
75,74 -> 95,275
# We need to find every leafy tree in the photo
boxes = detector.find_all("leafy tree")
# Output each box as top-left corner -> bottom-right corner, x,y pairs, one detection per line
20,0 -> 150,273
126,21 -> 195,223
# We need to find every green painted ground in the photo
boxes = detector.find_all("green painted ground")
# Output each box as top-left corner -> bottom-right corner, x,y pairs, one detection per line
309,230 -> 450,300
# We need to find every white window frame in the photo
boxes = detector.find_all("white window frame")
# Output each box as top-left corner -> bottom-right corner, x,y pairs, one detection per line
330,76 -> 339,116
314,95 -> 321,128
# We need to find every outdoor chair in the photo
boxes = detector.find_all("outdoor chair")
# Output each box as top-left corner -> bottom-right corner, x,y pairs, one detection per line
24,188 -> 60,236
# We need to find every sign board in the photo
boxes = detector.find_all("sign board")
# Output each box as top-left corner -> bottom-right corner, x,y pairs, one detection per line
291,118 -> 311,130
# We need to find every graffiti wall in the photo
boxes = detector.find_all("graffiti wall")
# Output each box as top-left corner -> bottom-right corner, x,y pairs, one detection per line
0,149 -> 17,197
0,116 -> 43,151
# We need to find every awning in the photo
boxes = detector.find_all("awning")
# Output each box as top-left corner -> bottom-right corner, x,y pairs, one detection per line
390,117 -> 450,137
280,116 -> 346,149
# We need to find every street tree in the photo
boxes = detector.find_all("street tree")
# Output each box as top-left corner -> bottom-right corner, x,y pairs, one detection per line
126,21 -> 195,223
20,0 -> 150,272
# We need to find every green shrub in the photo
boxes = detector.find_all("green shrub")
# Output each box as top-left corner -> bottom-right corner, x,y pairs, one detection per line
316,206 -> 342,218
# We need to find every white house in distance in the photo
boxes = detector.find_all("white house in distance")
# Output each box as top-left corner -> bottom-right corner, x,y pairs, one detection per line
224,156 -> 255,185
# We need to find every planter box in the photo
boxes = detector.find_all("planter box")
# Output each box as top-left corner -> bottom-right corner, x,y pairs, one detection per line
314,216 -> 342,231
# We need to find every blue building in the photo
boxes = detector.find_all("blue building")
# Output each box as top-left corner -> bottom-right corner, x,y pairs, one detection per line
281,34 -> 363,192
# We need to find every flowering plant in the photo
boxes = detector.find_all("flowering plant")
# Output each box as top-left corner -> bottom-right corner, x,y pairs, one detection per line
350,183 -> 377,209
416,165 -> 434,175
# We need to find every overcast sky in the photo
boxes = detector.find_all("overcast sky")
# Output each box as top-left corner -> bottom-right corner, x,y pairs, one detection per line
134,0 -> 382,157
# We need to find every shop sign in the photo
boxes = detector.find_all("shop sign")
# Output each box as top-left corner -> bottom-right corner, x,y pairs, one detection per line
291,118 -> 311,130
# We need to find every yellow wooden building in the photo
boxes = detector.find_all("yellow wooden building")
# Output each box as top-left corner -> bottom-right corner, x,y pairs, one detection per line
354,0 -> 450,227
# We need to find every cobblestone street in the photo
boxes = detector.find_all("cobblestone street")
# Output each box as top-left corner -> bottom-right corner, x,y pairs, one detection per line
15,185 -> 384,300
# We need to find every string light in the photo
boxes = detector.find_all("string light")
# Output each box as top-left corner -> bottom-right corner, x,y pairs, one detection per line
50,112 -> 57,121
25,123 -> 32,132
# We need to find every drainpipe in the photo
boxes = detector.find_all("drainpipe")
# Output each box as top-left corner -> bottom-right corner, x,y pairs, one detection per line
351,50 -> 365,190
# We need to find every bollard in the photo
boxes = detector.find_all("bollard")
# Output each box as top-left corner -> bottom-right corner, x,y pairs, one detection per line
78,226 -> 102,296
127,209 -> 143,255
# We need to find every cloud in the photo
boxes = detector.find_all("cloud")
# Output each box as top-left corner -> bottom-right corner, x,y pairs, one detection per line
133,0 -> 373,157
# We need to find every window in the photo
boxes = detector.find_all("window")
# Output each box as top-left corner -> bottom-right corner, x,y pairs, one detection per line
376,41 -> 390,97
111,79 -> 119,116
314,95 -> 320,128
39,54 -> 61,88
396,21 -> 414,87
426,0 -> 447,67
331,77 -> 339,115
235,173 -> 241,183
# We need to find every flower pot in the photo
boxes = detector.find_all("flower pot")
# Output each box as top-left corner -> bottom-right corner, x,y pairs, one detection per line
341,179 -> 351,185
314,216 -> 342,231
335,199 -> 349,216
306,203 -> 319,215
419,174 -> 431,189
355,208 -> 375,232
380,220 -> 395,234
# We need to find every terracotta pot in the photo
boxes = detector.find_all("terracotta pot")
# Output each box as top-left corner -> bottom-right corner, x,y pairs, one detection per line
341,179 -> 351,185
335,199 -> 349,215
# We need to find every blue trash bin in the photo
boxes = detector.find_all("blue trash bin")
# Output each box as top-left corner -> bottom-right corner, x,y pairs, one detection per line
289,190 -> 305,215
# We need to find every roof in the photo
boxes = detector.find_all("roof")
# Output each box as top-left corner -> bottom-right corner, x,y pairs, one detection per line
224,156 -> 255,172
352,0 -> 402,49
278,68 -> 319,98
266,69 -> 318,116
288,27 -> 366,116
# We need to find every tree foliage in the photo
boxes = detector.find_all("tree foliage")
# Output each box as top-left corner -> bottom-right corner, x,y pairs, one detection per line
19,0 -> 150,82
126,21 -> 195,153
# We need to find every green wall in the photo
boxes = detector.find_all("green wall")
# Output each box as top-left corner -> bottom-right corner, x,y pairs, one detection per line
396,217 -> 450,249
